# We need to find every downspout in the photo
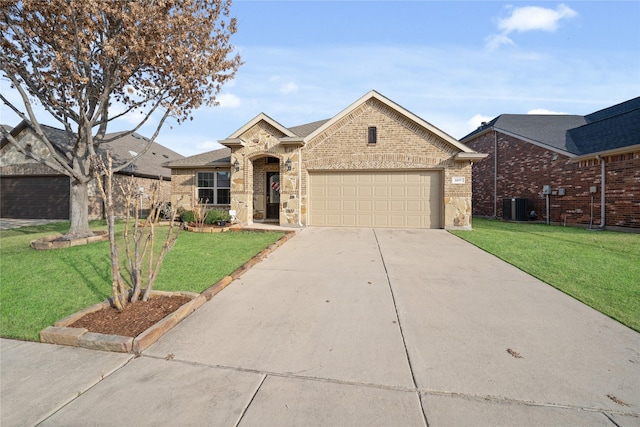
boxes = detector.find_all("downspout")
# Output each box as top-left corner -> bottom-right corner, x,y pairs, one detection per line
493,130 -> 498,218
298,147 -> 303,226
598,155 -> 606,229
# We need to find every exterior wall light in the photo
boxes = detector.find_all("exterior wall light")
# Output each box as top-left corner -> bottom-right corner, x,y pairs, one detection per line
233,158 -> 239,172
285,157 -> 292,171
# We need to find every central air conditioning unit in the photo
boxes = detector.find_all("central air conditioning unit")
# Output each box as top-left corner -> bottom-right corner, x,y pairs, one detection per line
503,198 -> 528,221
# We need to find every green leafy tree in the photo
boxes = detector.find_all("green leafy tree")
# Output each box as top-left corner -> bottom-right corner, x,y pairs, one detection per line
0,0 -> 241,238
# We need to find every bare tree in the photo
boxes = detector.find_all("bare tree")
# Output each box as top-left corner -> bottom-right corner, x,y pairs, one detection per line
0,0 -> 241,238
93,152 -> 178,310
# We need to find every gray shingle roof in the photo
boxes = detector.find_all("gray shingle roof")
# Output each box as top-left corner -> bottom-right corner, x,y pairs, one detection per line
2,121 -> 184,179
99,131 -> 184,179
163,147 -> 230,168
461,97 -> 640,156
585,97 -> 640,123
569,107 -> 640,154
288,119 -> 330,137
169,119 -> 330,168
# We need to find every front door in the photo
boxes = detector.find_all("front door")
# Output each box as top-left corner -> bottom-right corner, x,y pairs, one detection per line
266,172 -> 280,220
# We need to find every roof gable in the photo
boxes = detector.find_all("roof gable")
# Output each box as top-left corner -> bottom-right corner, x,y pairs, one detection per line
461,96 -> 640,157
494,114 -> 586,155
305,90 -> 475,153
1,121 -> 183,179
226,113 -> 296,139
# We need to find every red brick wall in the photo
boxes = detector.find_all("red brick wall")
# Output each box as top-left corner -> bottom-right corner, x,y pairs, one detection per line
465,130 -> 640,228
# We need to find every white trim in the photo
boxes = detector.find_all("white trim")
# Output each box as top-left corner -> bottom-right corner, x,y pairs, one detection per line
226,113 -> 296,139
495,128 -> 575,157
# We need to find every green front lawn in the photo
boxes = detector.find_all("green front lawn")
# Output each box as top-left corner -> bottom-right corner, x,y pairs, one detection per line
0,221 -> 284,341
451,218 -> 640,332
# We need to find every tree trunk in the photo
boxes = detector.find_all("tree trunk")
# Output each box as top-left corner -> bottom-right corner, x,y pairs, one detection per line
67,178 -> 94,239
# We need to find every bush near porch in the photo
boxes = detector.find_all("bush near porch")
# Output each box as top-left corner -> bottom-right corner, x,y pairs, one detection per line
0,221 -> 284,341
451,218 -> 640,332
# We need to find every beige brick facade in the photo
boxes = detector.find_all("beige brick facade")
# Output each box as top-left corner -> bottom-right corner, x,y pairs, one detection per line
212,91 -> 484,229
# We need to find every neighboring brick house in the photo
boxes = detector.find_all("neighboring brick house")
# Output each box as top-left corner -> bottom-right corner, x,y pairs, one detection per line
165,90 -> 486,229
0,120 -> 184,219
461,97 -> 640,229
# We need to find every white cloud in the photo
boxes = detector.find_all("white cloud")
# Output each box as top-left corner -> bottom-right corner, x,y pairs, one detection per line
217,93 -> 241,108
498,4 -> 578,33
486,4 -> 578,50
484,33 -> 515,51
467,114 -> 494,131
527,108 -> 568,115
196,139 -> 225,151
280,81 -> 299,95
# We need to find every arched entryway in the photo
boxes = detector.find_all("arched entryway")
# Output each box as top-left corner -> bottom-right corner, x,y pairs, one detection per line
250,155 -> 282,223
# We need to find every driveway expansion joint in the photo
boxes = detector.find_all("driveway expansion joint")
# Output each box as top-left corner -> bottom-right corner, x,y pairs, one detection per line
142,354 -> 640,420
234,373 -> 267,427
372,228 -> 429,427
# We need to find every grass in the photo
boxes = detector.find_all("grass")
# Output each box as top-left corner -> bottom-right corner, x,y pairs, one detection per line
0,221 -> 284,341
450,218 -> 640,332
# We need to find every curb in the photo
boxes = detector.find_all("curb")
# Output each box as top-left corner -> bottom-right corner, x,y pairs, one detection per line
39,230 -> 296,353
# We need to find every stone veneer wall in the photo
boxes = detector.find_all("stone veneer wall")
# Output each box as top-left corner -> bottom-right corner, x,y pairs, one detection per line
465,130 -> 640,228
228,122 -> 301,226
223,98 -> 475,228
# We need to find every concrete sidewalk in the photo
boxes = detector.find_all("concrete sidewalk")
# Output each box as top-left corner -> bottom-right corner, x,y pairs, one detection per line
2,228 -> 639,426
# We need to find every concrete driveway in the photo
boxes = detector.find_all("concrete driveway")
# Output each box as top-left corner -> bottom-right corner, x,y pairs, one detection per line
3,228 -> 639,426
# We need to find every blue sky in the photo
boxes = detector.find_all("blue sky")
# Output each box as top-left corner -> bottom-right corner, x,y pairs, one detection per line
1,1 -> 638,156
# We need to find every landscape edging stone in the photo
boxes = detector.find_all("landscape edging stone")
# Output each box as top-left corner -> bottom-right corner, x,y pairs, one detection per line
39,230 -> 296,353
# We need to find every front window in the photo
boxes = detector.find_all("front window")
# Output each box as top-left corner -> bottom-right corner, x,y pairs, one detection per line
197,171 -> 230,204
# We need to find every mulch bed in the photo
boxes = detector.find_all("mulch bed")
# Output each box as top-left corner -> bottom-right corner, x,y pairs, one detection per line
70,295 -> 191,338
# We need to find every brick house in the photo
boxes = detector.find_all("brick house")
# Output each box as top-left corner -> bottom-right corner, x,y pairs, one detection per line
165,90 -> 486,229
0,120 -> 183,219
460,97 -> 640,229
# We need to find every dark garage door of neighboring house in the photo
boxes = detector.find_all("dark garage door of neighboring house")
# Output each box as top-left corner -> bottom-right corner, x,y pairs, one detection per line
1,176 -> 70,219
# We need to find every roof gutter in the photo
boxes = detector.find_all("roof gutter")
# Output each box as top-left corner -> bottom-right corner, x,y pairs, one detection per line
570,143 -> 640,162
218,138 -> 243,147
454,152 -> 488,162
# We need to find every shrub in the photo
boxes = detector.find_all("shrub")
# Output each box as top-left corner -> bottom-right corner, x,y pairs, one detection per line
204,209 -> 231,224
180,210 -> 195,223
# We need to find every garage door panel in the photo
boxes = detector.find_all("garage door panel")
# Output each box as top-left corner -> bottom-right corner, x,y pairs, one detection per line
1,176 -> 70,219
390,187 -> 405,197
309,171 -> 441,229
373,215 -> 389,226
405,200 -> 421,212
358,187 -> 372,197
326,187 -> 341,197
374,200 -> 389,211
358,200 -> 372,211
390,200 -> 404,212
343,215 -> 357,226
374,187 -> 388,197
343,200 -> 356,211
343,186 -> 357,197
327,200 -> 341,210
407,186 -> 422,197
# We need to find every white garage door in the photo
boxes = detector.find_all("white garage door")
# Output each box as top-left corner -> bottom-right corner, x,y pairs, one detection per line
309,171 -> 442,228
